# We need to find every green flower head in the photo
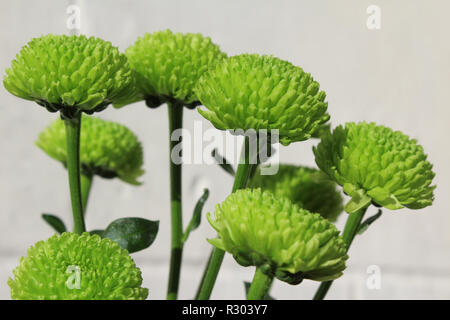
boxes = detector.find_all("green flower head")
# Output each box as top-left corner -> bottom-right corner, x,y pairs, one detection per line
116,29 -> 227,108
314,122 -> 436,213
9,232 -> 148,300
248,165 -> 343,222
36,115 -> 144,185
195,54 -> 330,146
3,34 -> 133,117
208,189 -> 348,284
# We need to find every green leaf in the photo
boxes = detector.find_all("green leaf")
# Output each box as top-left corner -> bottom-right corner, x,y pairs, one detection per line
357,209 -> 383,235
103,218 -> 159,253
182,189 -> 209,243
41,213 -> 66,234
212,149 -> 235,176
244,281 -> 275,300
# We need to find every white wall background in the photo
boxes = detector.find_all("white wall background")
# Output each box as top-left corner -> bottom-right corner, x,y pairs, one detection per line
0,0 -> 449,299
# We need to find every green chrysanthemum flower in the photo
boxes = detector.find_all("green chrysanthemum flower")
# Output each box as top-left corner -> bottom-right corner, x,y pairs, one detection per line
116,29 -> 226,108
3,34 -> 133,116
208,189 -> 348,284
195,54 -> 330,146
248,165 -> 343,222
314,122 -> 436,213
9,233 -> 148,300
36,115 -> 144,185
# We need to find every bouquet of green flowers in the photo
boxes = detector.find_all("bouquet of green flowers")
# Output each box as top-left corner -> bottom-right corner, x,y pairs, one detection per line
3,30 -> 435,300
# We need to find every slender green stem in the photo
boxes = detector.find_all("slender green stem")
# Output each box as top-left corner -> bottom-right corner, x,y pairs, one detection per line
312,279 -> 332,300
80,173 -> 93,216
313,205 -> 369,300
64,113 -> 86,234
247,268 -> 274,300
196,248 -> 226,300
231,138 -> 254,193
194,249 -> 213,299
341,206 -> 369,247
167,102 -> 184,300
196,137 -> 256,300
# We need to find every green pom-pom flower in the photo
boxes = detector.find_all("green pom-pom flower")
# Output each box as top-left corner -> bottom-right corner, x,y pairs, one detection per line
36,115 -> 144,185
207,189 -> 348,284
248,165 -> 343,221
195,54 -> 330,146
8,232 -> 148,300
314,122 -> 436,213
3,34 -> 133,117
116,29 -> 226,108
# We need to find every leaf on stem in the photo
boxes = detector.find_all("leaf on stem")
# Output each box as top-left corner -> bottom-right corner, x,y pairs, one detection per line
357,209 -> 383,235
103,217 -> 159,253
182,188 -> 210,243
41,213 -> 67,234
212,149 -> 235,176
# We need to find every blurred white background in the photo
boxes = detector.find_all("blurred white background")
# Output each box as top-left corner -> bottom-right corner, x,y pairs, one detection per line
0,0 -> 449,299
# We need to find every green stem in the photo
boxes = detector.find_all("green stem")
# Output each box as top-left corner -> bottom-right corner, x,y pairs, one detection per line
196,137 -> 256,300
194,249 -> 213,299
313,205 -> 369,300
247,268 -> 274,300
312,279 -> 332,300
166,102 -> 184,300
80,173 -> 93,216
341,206 -> 369,247
64,113 -> 86,234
